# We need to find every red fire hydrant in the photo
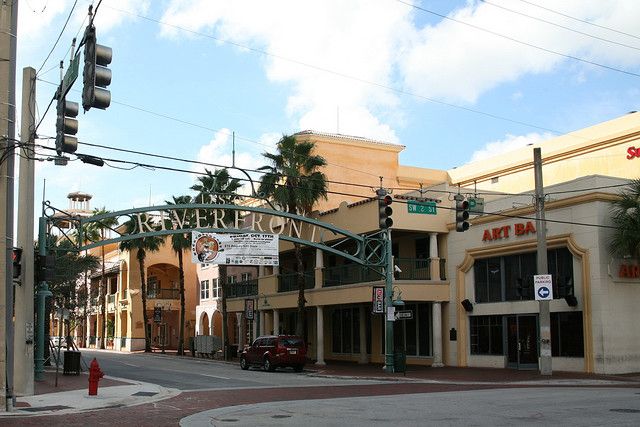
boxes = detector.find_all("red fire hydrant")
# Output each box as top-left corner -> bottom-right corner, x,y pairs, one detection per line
88,358 -> 104,396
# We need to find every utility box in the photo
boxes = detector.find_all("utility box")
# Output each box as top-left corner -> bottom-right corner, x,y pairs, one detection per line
63,350 -> 81,375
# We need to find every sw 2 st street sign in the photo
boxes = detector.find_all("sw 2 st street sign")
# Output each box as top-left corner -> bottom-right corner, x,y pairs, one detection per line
407,200 -> 436,215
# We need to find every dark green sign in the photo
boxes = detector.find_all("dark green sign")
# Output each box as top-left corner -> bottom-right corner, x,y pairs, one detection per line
407,200 -> 436,215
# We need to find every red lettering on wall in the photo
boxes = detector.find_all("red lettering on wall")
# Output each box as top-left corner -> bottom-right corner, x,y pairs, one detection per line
514,223 -> 525,235
627,146 -> 640,160
524,221 -> 536,235
619,264 -> 640,278
482,230 -> 492,241
483,222 -> 536,241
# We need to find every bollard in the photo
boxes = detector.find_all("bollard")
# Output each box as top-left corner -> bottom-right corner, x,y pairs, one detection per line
88,357 -> 104,396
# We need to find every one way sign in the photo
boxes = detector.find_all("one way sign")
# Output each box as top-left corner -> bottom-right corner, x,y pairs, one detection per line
395,310 -> 413,320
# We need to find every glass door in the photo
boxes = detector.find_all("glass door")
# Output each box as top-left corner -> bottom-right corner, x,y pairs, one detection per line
506,314 -> 539,370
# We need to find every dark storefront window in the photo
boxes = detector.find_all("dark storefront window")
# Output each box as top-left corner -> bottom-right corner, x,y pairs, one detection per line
551,311 -> 584,357
391,303 -> 432,356
470,315 -> 503,355
474,248 -> 574,303
331,307 -> 361,354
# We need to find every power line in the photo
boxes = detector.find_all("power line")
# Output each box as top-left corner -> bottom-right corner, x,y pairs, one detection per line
515,0 -> 640,42
36,0 -> 78,75
480,0 -> 640,52
396,0 -> 640,78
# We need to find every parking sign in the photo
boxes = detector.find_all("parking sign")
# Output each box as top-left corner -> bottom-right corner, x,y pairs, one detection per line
534,274 -> 554,301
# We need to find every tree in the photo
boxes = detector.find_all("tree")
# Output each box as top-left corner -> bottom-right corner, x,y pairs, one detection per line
119,215 -> 163,352
191,168 -> 242,359
609,178 -> 640,258
258,134 -> 327,337
164,195 -> 194,356
87,208 -> 119,349
72,222 -> 100,347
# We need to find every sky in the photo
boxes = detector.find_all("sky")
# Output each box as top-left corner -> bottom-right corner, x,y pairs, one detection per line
13,0 -> 640,216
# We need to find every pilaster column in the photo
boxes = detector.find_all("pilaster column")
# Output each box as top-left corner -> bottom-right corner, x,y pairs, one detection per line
315,306 -> 326,365
314,248 -> 324,289
358,305 -> 368,364
273,309 -> 280,335
237,312 -> 244,346
432,302 -> 444,367
429,232 -> 440,280
259,310 -> 266,335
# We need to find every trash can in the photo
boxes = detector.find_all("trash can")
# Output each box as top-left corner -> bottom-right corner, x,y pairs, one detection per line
63,350 -> 81,375
393,351 -> 406,374
226,344 -> 238,359
189,337 -> 195,357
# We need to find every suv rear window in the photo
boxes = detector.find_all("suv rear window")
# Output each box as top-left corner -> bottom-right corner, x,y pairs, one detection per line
280,337 -> 304,347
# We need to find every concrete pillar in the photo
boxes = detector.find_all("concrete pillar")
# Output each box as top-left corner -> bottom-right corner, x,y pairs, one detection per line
273,309 -> 280,335
429,232 -> 440,280
259,265 -> 265,277
259,310 -> 266,335
252,313 -> 258,341
314,249 -> 324,289
315,306 -> 326,365
358,305 -> 368,364
237,313 -> 244,346
432,302 -> 444,367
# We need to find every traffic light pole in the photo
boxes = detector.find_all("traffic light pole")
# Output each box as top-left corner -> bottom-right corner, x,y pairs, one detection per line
35,217 -> 52,381
384,228 -> 395,373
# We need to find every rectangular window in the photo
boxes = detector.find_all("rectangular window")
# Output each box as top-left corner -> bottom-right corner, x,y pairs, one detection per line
551,311 -> 584,357
212,278 -> 220,298
227,275 -> 237,284
470,315 -> 503,355
474,248 -> 574,303
241,272 -> 251,281
200,280 -> 210,300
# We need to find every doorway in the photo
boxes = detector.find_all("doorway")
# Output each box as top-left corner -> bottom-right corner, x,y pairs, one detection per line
506,314 -> 538,370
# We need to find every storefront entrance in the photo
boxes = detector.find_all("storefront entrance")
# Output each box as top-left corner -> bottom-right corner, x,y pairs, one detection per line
506,315 -> 538,370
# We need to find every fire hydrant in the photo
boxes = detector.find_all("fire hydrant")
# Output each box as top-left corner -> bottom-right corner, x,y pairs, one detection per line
88,358 -> 104,396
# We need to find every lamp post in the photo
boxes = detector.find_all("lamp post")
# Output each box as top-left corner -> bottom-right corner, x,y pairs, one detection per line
256,293 -> 269,337
384,229 -> 395,373
35,217 -> 52,381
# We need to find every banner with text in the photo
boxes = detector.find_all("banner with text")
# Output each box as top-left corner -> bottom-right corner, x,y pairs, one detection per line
191,232 -> 279,266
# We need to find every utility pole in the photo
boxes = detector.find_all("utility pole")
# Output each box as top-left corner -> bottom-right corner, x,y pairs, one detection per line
534,147 -> 552,376
14,67 -> 37,396
1,0 -> 19,412
383,228 -> 395,373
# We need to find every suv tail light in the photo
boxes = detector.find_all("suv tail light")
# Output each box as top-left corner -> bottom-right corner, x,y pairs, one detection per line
277,342 -> 287,355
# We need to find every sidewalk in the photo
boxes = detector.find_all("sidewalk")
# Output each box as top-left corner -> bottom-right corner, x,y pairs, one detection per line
3,353 -> 639,417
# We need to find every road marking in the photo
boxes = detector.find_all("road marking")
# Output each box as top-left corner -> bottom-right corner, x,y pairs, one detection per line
200,373 -> 231,380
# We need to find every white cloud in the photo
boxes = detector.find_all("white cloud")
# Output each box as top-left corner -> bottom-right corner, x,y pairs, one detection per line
469,132 -> 553,163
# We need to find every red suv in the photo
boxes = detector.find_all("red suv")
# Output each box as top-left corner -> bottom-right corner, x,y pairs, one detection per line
240,335 -> 307,372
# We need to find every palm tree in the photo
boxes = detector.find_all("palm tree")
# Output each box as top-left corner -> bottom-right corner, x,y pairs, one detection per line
164,195 -> 194,356
609,178 -> 640,258
119,215 -> 163,352
87,208 -> 119,349
258,134 -> 327,337
191,168 -> 242,360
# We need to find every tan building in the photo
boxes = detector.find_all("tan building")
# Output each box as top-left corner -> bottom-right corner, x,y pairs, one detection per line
80,111 -> 640,374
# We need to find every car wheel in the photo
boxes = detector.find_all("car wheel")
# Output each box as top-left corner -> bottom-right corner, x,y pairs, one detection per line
294,364 -> 304,372
240,356 -> 249,370
263,357 -> 275,372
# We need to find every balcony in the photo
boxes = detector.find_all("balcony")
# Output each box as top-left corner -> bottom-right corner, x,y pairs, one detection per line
394,258 -> 431,280
323,264 -> 379,287
278,271 -> 315,293
227,279 -> 258,298
147,287 -> 180,299
107,294 -> 116,304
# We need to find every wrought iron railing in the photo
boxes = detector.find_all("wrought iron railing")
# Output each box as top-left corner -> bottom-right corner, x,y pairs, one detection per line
323,264 -> 380,287
439,258 -> 447,280
227,279 -> 258,298
278,271 -> 315,292
147,287 -> 180,299
395,258 -> 431,280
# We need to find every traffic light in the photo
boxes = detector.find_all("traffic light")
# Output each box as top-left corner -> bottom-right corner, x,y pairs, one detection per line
55,95 -> 79,155
377,189 -> 393,229
12,247 -> 22,280
82,25 -> 112,111
455,196 -> 470,232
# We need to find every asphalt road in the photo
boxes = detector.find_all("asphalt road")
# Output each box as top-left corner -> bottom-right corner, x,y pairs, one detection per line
80,349 -> 380,390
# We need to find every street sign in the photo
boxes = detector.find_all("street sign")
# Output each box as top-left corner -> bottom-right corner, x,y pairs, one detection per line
61,53 -> 80,98
372,286 -> 385,314
534,274 -> 553,301
395,310 -> 413,320
407,200 -> 437,215
468,197 -> 484,215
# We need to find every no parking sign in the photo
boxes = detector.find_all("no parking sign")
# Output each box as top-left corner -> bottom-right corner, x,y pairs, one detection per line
534,274 -> 554,301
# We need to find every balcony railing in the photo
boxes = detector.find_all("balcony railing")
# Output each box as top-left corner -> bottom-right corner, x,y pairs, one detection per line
278,271 -> 315,293
107,294 -> 116,304
226,279 -> 258,298
147,287 -> 180,299
439,258 -> 447,280
395,258 -> 431,280
323,264 -> 379,287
